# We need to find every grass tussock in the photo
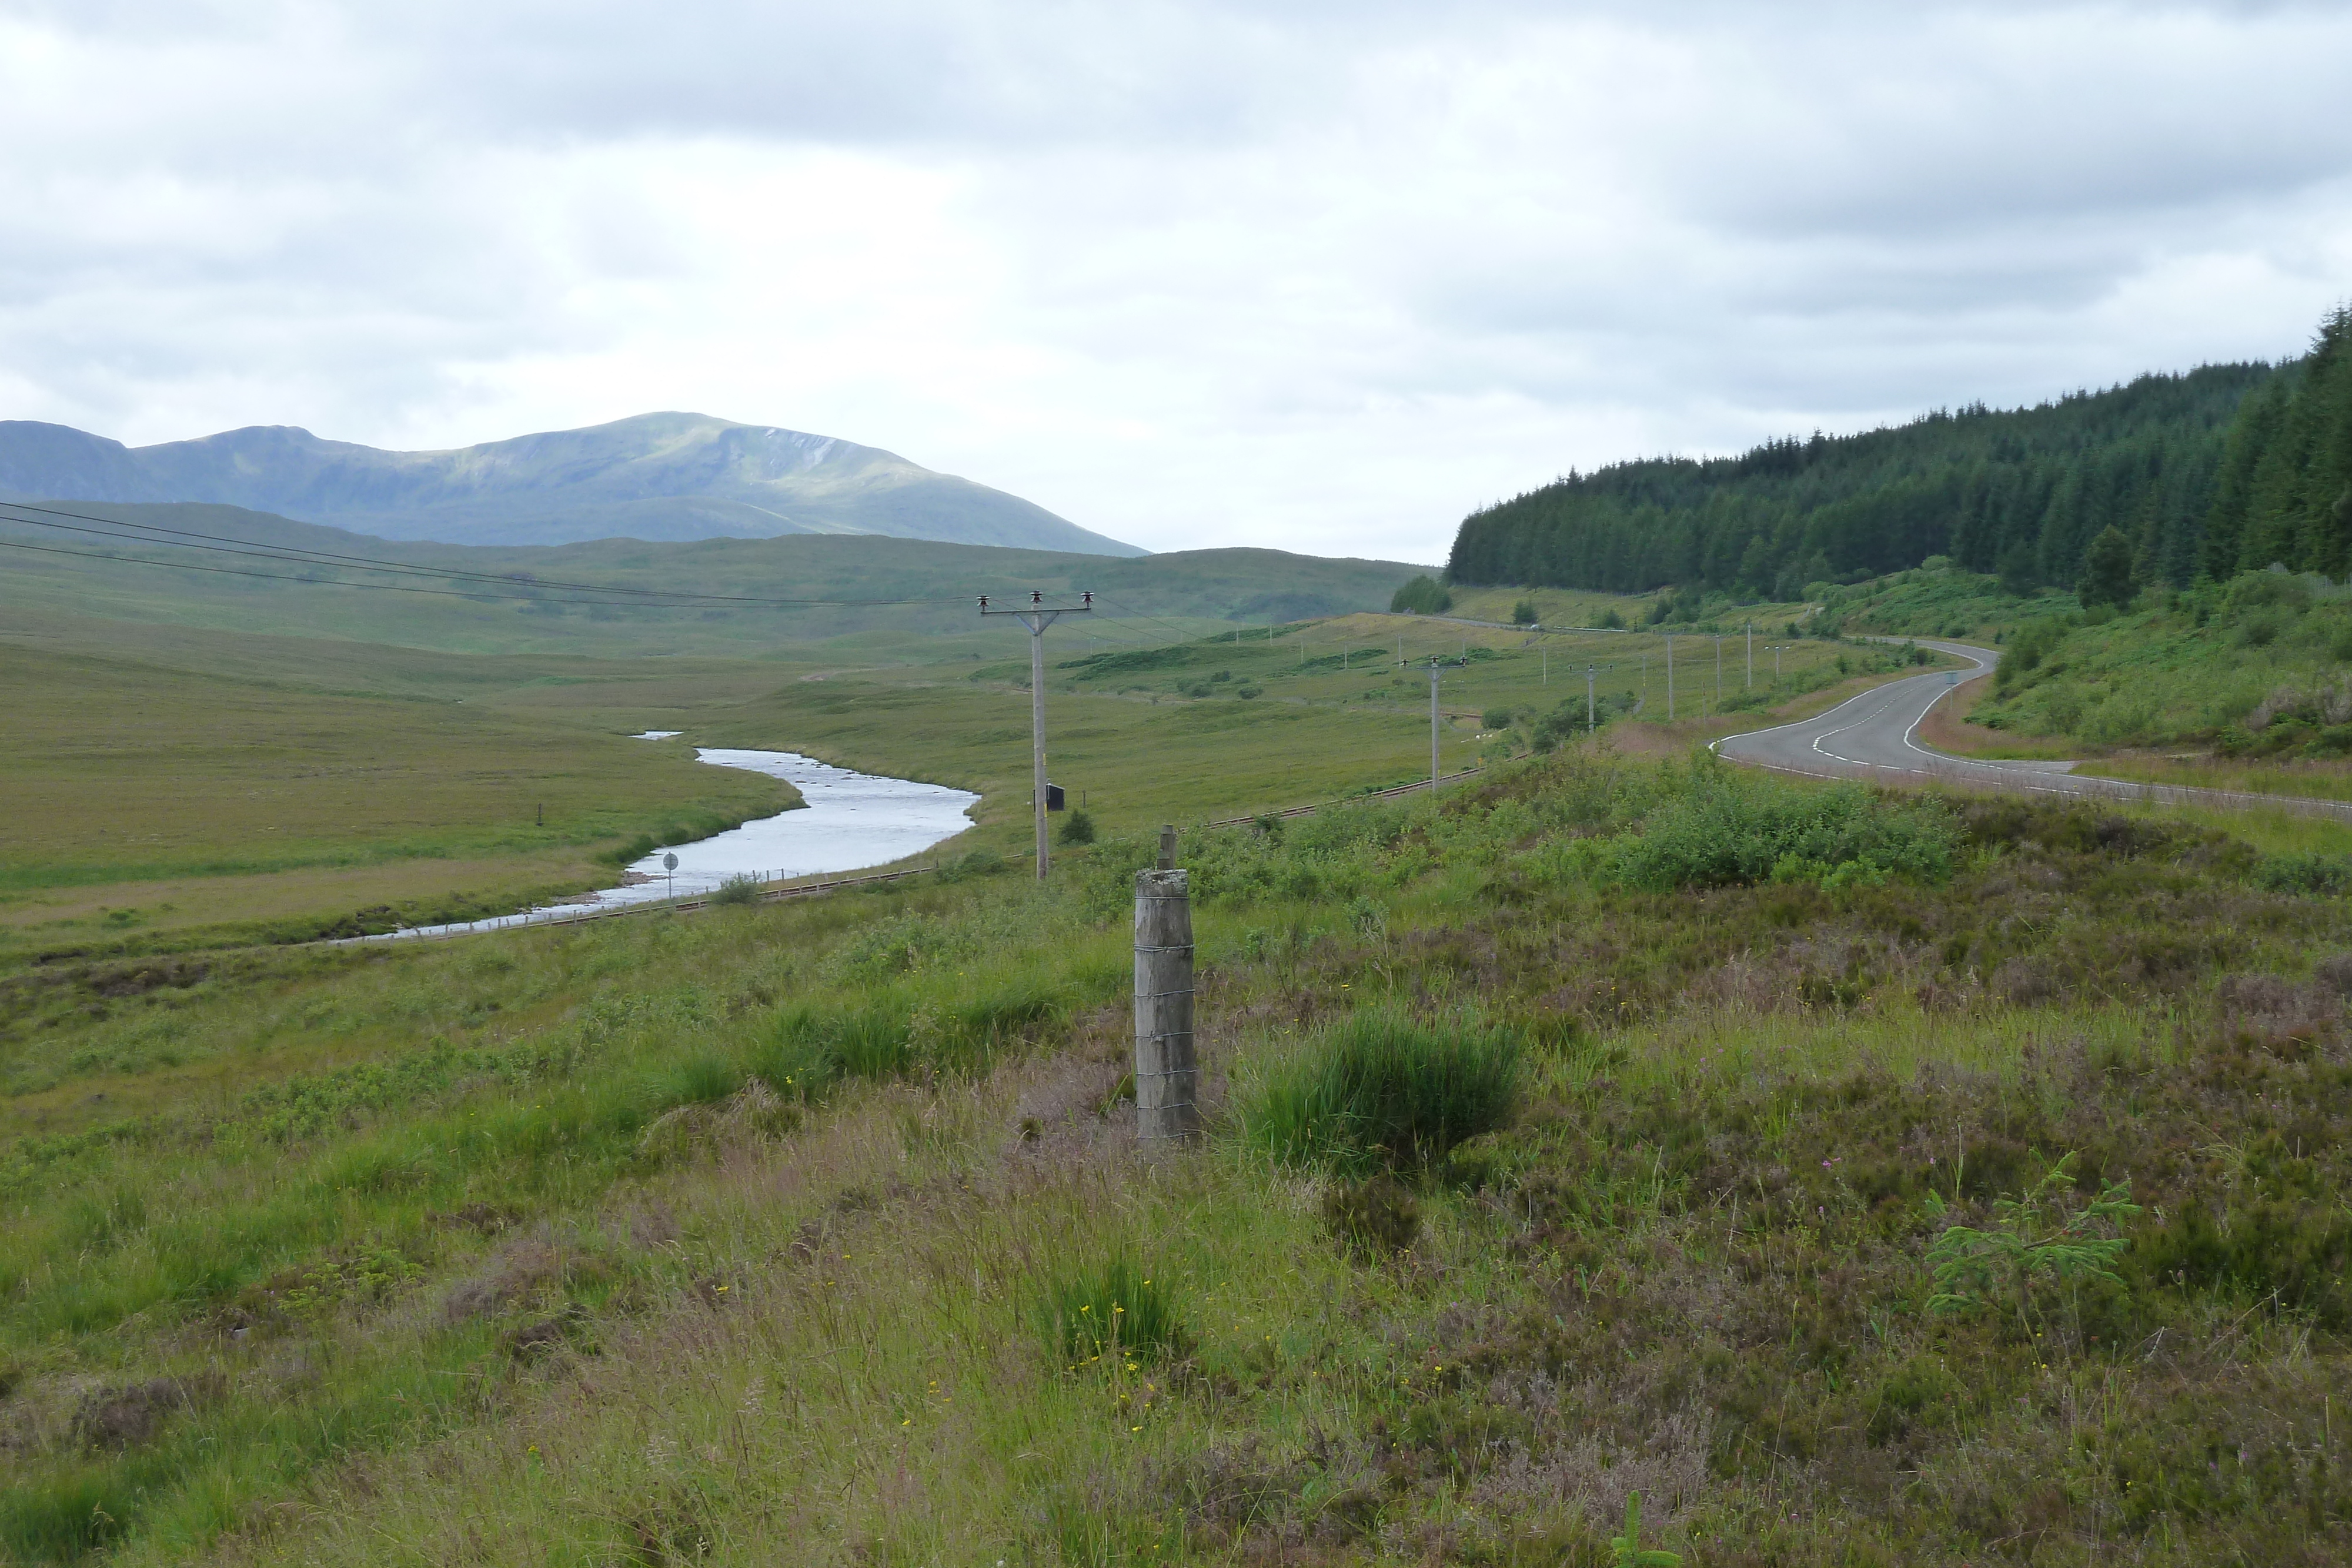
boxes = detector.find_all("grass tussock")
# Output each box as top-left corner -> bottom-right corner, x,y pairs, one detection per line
1235,1006 -> 1520,1174
1042,1257 -> 1186,1369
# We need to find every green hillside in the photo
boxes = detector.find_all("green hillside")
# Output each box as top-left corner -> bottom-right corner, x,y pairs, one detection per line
0,501 -> 1428,657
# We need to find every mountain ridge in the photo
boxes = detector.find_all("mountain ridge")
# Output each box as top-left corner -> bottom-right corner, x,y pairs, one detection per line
0,412 -> 1145,556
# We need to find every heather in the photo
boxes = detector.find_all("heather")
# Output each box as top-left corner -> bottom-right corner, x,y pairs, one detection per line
4,750 -> 2351,1563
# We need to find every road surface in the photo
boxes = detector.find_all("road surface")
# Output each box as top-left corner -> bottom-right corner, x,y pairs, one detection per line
1715,639 -> 2352,823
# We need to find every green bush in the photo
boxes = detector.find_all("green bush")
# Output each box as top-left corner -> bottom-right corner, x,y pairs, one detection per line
2253,851 -> 2352,896
1040,1257 -> 1184,1368
1596,607 -> 1626,630
1613,768 -> 1957,891
1236,1007 -> 1520,1174
1390,575 -> 1453,615
938,848 -> 1007,882
707,874 -> 761,907
1512,599 -> 1539,626
1056,809 -> 1097,846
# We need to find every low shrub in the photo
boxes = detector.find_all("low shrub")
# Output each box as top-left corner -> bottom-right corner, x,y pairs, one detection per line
1235,1007 -> 1520,1174
1040,1258 -> 1184,1368
707,875 -> 761,907
1056,810 -> 1097,847
937,848 -> 1007,882
1613,768 -> 1957,891
2253,851 -> 2352,896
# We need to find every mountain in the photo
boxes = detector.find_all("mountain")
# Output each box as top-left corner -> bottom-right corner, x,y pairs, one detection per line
0,412 -> 1145,556
1445,363 -> 2275,597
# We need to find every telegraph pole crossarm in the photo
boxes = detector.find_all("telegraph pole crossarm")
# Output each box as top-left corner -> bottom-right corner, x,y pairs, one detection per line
978,590 -> 1093,881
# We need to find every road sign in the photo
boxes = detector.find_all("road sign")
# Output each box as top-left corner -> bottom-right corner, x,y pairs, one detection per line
663,852 -> 679,869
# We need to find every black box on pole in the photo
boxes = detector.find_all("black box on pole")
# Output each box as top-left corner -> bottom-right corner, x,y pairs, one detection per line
1045,783 -> 1065,811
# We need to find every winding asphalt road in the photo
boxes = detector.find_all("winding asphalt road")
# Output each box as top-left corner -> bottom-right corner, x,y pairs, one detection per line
1715,638 -> 2352,823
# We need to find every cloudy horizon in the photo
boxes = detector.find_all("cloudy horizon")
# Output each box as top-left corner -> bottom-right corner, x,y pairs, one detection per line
2,1 -> 2346,563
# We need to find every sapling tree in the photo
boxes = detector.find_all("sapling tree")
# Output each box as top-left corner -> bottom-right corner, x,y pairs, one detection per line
1925,1152 -> 2140,1333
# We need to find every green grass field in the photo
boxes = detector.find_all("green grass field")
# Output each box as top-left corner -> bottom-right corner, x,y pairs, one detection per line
0,639 -> 797,955
1,576 -> 1914,962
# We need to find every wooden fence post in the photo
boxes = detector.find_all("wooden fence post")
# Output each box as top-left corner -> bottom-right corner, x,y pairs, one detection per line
1134,859 -> 1199,1144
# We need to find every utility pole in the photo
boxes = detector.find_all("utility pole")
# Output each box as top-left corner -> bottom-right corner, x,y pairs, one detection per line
1715,636 -> 1723,712
1429,658 -> 1442,787
1767,644 -> 1788,680
1666,633 -> 1675,721
1541,645 -> 1547,687
978,589 -> 1091,880
1745,621 -> 1753,689
1585,664 -> 1598,733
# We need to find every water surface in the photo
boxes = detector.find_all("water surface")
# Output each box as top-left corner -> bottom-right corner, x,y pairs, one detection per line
361,746 -> 977,940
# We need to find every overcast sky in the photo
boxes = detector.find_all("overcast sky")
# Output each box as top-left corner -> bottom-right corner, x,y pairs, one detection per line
2,2 -> 2346,562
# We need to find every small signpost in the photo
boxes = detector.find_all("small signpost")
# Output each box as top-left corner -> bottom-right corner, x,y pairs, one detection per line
663,851 -> 679,901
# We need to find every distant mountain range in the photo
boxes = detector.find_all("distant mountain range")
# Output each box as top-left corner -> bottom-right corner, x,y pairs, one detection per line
0,412 -> 1144,556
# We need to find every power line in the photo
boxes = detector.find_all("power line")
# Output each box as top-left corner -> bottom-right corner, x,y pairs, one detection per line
1087,593 -> 1220,644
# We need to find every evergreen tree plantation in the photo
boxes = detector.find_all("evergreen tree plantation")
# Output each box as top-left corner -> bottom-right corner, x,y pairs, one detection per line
1445,305 -> 2352,602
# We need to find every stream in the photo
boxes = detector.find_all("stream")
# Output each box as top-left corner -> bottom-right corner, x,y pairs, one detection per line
356,744 -> 979,941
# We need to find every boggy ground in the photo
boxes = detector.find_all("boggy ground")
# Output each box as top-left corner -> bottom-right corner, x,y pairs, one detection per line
4,749 -> 2351,1564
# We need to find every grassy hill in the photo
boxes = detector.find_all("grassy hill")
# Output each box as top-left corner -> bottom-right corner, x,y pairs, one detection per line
0,502 -> 1427,657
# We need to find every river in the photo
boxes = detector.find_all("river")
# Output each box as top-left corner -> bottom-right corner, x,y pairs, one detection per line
355,745 -> 979,941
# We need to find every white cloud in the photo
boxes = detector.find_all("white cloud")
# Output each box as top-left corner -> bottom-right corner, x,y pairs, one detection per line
0,1 -> 2346,562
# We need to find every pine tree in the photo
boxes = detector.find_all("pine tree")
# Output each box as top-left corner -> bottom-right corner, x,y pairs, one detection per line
2078,525 -> 2137,610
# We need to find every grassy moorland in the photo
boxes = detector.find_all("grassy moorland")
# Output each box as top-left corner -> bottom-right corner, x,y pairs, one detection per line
0,640 -> 797,955
0,504 -> 1422,657
4,747 -> 2352,1564
2,587 -> 1926,960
